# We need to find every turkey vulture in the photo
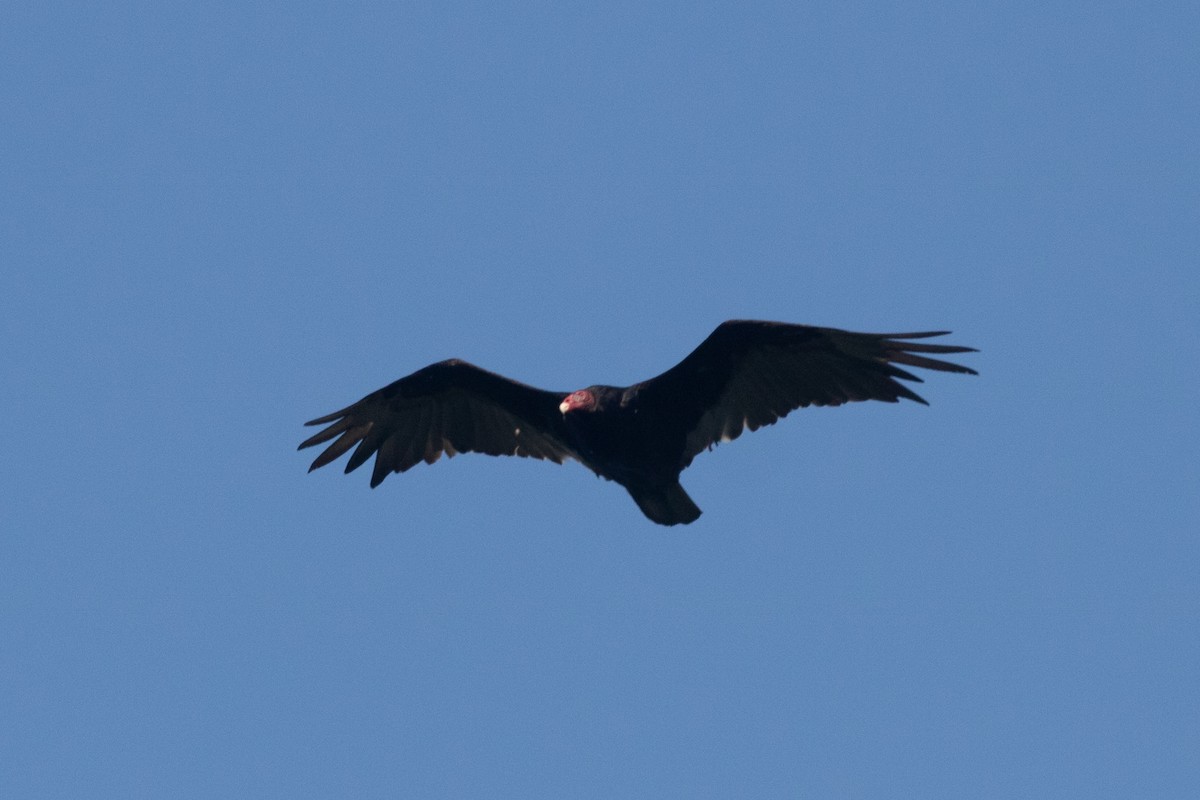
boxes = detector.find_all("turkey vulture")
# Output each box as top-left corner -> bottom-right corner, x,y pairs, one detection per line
299,320 -> 976,525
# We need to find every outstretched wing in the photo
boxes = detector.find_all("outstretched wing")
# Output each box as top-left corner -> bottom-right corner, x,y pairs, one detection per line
299,359 -> 575,487
634,320 -> 977,469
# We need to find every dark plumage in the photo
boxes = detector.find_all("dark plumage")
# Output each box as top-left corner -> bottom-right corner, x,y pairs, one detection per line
299,320 -> 976,525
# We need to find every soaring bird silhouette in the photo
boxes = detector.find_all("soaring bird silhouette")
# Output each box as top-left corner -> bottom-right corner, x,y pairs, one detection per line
300,320 -> 976,525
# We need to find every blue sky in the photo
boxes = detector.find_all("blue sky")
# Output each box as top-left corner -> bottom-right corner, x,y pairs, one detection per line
3,2 -> 1197,797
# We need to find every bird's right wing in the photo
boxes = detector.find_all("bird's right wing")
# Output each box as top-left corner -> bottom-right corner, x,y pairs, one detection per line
299,360 -> 576,487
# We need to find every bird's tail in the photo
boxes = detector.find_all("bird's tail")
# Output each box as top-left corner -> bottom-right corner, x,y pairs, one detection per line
627,482 -> 702,526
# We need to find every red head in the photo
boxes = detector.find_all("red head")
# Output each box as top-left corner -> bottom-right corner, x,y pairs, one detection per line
559,389 -> 596,414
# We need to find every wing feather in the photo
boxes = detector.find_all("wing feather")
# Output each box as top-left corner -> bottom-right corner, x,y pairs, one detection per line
371,436 -> 400,488
634,321 -> 976,468
299,359 -> 576,486
306,424 -> 371,470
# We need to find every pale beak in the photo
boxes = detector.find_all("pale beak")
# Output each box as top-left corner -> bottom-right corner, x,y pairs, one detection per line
559,399 -> 571,414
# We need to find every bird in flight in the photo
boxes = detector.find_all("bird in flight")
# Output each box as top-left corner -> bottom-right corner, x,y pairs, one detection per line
299,320 -> 976,525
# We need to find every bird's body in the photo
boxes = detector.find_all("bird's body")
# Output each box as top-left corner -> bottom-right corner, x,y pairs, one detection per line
299,320 -> 976,525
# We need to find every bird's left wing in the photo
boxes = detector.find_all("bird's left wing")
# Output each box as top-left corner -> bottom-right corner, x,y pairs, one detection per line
299,359 -> 576,487
633,321 -> 977,469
